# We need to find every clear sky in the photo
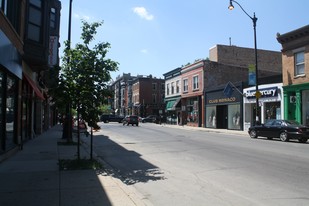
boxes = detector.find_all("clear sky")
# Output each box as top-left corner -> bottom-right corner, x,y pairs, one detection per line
59,0 -> 309,80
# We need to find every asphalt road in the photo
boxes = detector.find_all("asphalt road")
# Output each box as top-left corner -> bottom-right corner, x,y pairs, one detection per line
92,122 -> 309,206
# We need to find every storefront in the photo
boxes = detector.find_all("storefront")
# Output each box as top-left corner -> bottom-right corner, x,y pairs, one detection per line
205,84 -> 243,130
283,83 -> 309,126
165,97 -> 181,124
181,96 -> 202,127
0,30 -> 22,153
243,83 -> 284,131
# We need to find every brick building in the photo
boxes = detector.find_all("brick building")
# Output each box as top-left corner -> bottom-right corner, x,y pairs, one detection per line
176,44 -> 282,129
277,25 -> 309,125
132,75 -> 165,118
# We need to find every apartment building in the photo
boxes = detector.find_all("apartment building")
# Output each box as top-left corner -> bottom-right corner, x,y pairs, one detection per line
277,25 -> 309,125
132,75 -> 165,118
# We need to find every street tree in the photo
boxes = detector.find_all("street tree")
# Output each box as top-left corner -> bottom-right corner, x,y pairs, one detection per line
57,20 -> 118,158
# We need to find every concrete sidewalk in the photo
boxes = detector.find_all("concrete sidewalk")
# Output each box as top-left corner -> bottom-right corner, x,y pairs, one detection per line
0,125 -> 148,206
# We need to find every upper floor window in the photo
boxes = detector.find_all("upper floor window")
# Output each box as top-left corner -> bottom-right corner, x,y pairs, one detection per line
166,83 -> 170,95
295,51 -> 305,76
183,79 -> 188,92
0,0 -> 7,14
161,83 -> 165,90
171,82 -> 175,94
28,0 -> 42,42
152,94 -> 157,103
193,75 -> 199,90
50,8 -> 56,29
1,0 -> 21,33
152,83 -> 157,90
176,80 -> 180,93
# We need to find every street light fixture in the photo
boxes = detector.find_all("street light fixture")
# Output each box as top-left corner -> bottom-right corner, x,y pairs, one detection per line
228,0 -> 260,125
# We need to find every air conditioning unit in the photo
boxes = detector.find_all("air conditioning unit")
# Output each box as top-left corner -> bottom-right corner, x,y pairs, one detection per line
290,96 -> 296,103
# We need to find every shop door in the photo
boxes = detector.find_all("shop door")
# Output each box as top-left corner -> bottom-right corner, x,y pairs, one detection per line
217,105 -> 228,129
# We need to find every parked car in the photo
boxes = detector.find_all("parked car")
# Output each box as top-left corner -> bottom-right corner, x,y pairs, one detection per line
100,114 -> 124,123
141,115 -> 160,123
123,115 -> 139,126
248,119 -> 309,143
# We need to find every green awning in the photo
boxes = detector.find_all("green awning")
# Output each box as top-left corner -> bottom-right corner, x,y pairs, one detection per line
166,100 -> 176,110
166,98 -> 181,111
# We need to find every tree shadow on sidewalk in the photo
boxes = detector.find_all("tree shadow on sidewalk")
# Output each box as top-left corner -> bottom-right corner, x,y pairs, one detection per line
84,134 -> 166,185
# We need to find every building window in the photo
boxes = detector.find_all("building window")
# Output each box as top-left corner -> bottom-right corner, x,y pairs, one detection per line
193,75 -> 199,90
28,0 -> 42,42
152,94 -> 157,103
0,0 -> 7,14
183,79 -> 188,92
295,51 -> 305,76
161,83 -> 165,90
166,83 -> 170,95
50,7 -> 56,29
171,82 -> 175,94
176,80 -> 180,94
152,83 -> 157,90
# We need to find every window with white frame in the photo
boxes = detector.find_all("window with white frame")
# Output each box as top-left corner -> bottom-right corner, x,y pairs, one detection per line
193,75 -> 199,90
166,83 -> 170,95
183,79 -> 188,92
176,80 -> 180,94
295,51 -> 305,76
171,82 -> 175,94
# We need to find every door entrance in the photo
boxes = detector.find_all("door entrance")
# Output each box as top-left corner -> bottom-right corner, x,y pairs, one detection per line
217,105 -> 228,129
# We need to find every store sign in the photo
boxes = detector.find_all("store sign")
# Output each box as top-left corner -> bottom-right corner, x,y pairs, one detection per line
208,97 -> 237,104
245,87 -> 278,99
48,36 -> 58,66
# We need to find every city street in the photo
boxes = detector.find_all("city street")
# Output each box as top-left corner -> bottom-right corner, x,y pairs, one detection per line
88,122 -> 309,206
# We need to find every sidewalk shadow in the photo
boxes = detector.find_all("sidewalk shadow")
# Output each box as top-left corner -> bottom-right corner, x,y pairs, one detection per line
85,134 -> 166,185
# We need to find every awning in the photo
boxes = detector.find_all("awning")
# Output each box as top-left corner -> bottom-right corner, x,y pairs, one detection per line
166,98 -> 181,111
23,74 -> 45,100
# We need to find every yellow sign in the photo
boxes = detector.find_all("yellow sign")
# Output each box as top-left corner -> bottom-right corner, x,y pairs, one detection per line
255,91 -> 261,99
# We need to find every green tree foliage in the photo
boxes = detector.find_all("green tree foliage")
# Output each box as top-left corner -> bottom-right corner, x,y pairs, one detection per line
58,20 -> 118,127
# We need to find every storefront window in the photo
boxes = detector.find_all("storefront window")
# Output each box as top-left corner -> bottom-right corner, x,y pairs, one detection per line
206,106 -> 216,128
264,102 -> 281,121
186,98 -> 198,123
0,71 -> 3,151
228,104 -> 240,130
6,75 -> 16,149
302,90 -> 309,126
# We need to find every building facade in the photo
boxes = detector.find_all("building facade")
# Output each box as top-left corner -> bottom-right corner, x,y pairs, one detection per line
163,67 -> 182,124
181,60 -> 205,127
243,82 -> 284,131
204,45 -> 282,130
110,73 -> 135,116
277,25 -> 309,125
132,75 -> 165,118
0,0 -> 61,160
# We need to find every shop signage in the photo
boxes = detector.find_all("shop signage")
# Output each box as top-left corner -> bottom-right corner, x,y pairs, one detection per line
208,97 -> 237,104
245,87 -> 278,99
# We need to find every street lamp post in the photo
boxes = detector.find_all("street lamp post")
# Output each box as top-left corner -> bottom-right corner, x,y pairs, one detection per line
228,0 -> 260,125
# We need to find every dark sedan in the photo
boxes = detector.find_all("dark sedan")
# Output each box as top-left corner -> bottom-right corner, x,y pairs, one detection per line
248,119 -> 309,143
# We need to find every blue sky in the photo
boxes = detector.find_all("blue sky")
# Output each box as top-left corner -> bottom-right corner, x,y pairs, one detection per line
59,0 -> 309,80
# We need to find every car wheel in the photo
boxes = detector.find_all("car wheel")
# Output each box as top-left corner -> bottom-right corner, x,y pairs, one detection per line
279,132 -> 289,142
249,130 -> 257,138
299,138 -> 308,143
